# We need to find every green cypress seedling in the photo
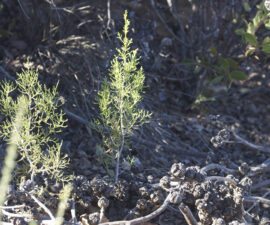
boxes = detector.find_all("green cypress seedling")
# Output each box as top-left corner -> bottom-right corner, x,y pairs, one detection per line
93,11 -> 151,183
0,66 -> 70,184
0,97 -> 26,214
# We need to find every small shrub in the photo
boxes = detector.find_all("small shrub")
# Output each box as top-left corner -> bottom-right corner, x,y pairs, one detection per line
0,66 -> 70,184
93,11 -> 151,183
0,98 -> 26,209
181,49 -> 248,107
235,0 -> 270,56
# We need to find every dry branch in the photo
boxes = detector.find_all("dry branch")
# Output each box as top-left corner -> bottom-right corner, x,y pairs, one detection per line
244,196 -> 270,206
178,203 -> 198,225
232,132 -> 270,154
200,163 -> 236,175
99,193 -> 172,225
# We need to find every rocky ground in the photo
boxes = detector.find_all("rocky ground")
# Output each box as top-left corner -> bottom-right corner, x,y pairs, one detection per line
0,0 -> 270,224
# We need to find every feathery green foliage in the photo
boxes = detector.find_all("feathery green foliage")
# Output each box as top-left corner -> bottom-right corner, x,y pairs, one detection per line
0,97 -> 26,218
235,1 -> 270,56
0,67 -> 70,184
94,10 -> 151,182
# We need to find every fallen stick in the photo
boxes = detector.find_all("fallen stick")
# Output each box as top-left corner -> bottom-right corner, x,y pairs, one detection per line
0,204 -> 25,209
232,132 -> 270,154
249,158 -> 270,176
178,203 -> 198,225
18,191 -> 55,221
0,208 -> 33,219
205,176 -> 237,187
244,196 -> 270,206
200,163 -> 236,175
247,190 -> 270,212
99,193 -> 172,225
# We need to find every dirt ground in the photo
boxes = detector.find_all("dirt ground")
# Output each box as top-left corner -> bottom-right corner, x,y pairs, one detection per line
0,0 -> 270,224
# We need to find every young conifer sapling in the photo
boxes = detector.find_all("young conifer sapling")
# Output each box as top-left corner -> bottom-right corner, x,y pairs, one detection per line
0,66 -> 70,185
94,11 -> 151,183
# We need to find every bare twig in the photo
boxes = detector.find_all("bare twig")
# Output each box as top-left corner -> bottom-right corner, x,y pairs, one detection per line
247,190 -> 270,212
107,0 -> 111,28
244,196 -> 270,206
232,131 -> 270,154
71,200 -> 77,224
64,109 -> 90,126
178,203 -> 198,225
99,193 -> 172,225
48,1 -> 89,11
0,209 -> 33,219
0,205 -> 25,209
99,207 -> 105,224
205,176 -> 237,187
200,163 -> 236,175
20,191 -> 55,221
249,158 -> 270,176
